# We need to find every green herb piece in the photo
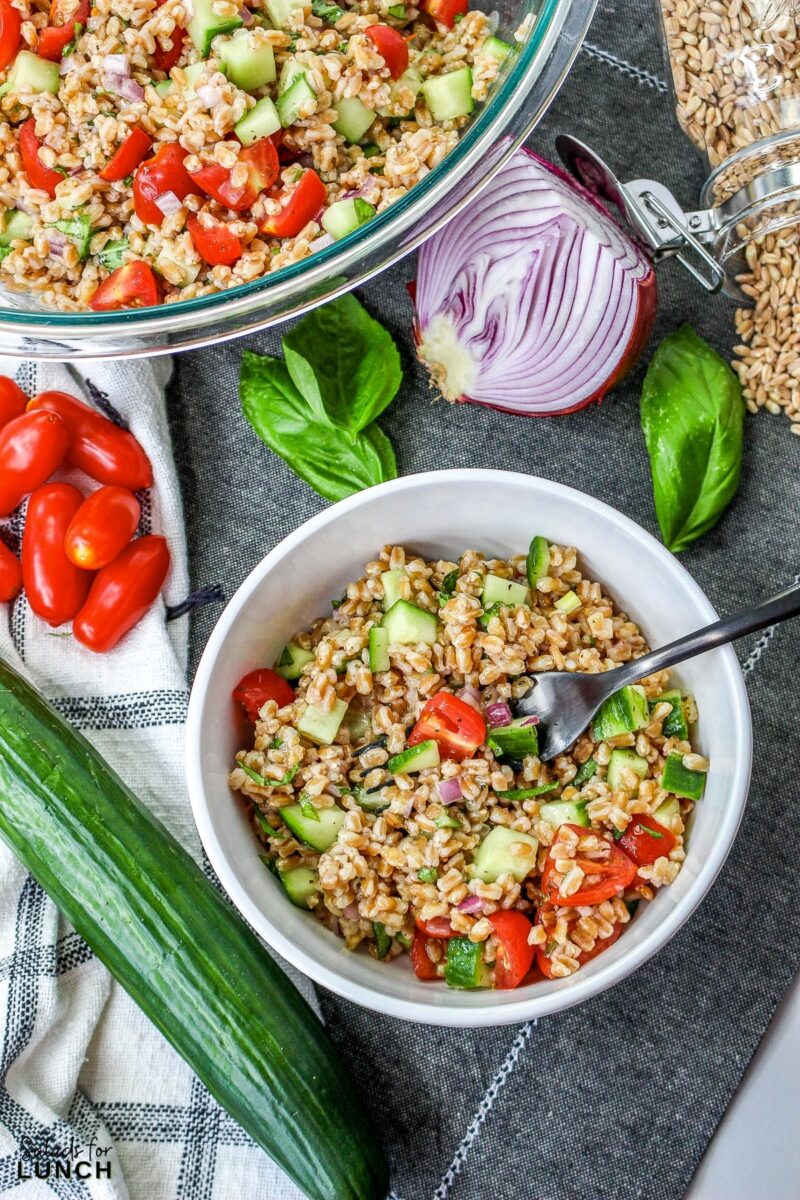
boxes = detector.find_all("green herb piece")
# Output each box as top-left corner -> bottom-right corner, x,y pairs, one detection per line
437,567 -> 459,607
299,793 -> 320,822
500,783 -> 558,800
239,761 -> 299,788
573,758 -> 598,787
331,594 -> 347,608
373,921 -> 392,958
396,930 -> 411,949
122,172 -> 134,185
259,853 -> 280,877
362,143 -> 382,158
544,937 -> 557,955
269,737 -> 283,750
49,214 -> 94,260
417,867 -> 438,883
338,39 -> 348,51
639,824 -> 663,839
369,165 -> 384,176
254,809 -> 272,835
478,602 -> 503,629
0,244 -> 11,263
312,0 -> 345,20
453,10 -> 464,19
641,324 -> 745,553
97,237 -> 129,271
63,21 -> 83,55
52,165 -> 69,177
387,3 -> 406,16
612,827 -> 624,841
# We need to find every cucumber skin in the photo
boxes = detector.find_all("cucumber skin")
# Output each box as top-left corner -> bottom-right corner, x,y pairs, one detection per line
0,660 -> 387,1200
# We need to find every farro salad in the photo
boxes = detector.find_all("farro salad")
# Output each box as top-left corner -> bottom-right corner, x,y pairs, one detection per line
0,0 -> 516,311
229,538 -> 709,989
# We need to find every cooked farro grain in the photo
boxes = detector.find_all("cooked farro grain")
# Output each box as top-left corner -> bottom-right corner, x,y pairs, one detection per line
0,0 -> 509,309
229,540 -> 707,990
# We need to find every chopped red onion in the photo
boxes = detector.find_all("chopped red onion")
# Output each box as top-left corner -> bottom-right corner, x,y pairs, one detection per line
155,190 -> 183,216
521,715 -> 540,726
457,686 -> 482,711
48,232 -> 67,256
59,56 -> 73,74
313,232 -> 334,251
402,796 -> 415,818
104,73 -> 145,102
342,903 -> 360,920
413,149 -> 657,416
241,6 -> 253,22
485,701 -> 513,728
457,895 -> 485,915
102,53 -> 130,75
437,777 -> 463,805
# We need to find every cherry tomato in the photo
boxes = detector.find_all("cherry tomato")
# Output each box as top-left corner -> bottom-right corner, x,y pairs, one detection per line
64,485 -> 141,570
415,916 -> 457,938
535,908 -> 625,978
0,376 -> 27,429
23,483 -> 93,627
0,539 -> 22,604
187,215 -> 242,267
618,815 -> 677,868
73,534 -> 170,653
488,910 -> 535,989
189,138 -> 279,212
27,391 -> 153,491
99,127 -> 153,183
153,0 -> 185,72
410,929 -> 439,981
408,691 -> 486,761
0,410 -> 69,518
89,261 -> 160,311
132,143 -> 199,225
0,0 -> 22,71
19,118 -> 64,198
365,24 -> 408,79
260,169 -> 326,239
540,824 -> 637,907
232,668 -> 294,722
38,24 -> 75,59
422,0 -> 467,25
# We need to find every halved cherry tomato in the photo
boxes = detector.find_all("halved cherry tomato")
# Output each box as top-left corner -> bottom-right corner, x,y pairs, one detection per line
73,534 -> 170,652
0,540 -> 22,604
64,485 -> 140,570
260,169 -> 326,239
27,391 -> 153,490
540,824 -> 637,907
187,214 -> 242,266
365,24 -> 408,79
489,910 -> 535,989
408,691 -> 486,762
618,815 -> 677,868
23,483 -> 93,627
189,138 -> 279,213
89,261 -> 160,311
410,929 -> 439,980
415,916 -> 457,938
133,142 -> 199,225
232,668 -> 295,722
0,376 -> 27,429
422,0 -> 467,25
0,0 -> 22,71
99,127 -> 153,183
37,0 -> 88,61
19,118 -> 63,198
153,0 -> 185,73
535,907 -> 625,979
0,410 -> 69,518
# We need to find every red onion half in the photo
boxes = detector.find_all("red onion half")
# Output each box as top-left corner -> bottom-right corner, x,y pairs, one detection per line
413,149 -> 657,416
437,777 -> 463,805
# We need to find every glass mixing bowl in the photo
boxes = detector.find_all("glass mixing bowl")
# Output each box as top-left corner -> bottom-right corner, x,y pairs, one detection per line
0,0 -> 595,359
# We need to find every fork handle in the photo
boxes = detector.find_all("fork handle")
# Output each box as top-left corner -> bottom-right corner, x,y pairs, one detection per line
610,582 -> 800,688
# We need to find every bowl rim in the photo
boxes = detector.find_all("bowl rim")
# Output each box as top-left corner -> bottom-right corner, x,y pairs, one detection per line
186,469 -> 753,1027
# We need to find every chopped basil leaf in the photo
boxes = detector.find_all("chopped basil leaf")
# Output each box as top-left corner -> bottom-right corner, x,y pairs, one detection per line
573,758 -> 598,787
259,853 -> 280,877
387,3 -> 406,16
331,593 -> 347,609
544,937 -> 558,955
299,793 -> 321,822
417,867 -> 438,883
612,827 -> 624,841
639,824 -> 664,839
338,39 -> 348,51
49,214 -> 95,260
312,0 -> 344,20
501,783 -> 558,800
239,761 -> 299,788
362,143 -> 382,158
478,602 -> 503,628
438,568 -> 459,607
0,244 -> 11,263
269,736 -> 283,750
97,237 -> 129,270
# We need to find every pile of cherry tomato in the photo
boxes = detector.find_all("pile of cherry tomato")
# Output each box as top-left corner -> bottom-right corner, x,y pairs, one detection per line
0,376 -> 170,652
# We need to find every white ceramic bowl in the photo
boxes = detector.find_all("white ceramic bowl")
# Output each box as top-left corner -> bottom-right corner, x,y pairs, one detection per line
187,470 -> 752,1027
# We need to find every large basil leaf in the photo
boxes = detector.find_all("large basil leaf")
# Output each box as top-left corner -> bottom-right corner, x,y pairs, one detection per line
641,324 -> 744,553
282,294 -> 402,437
240,351 -> 397,502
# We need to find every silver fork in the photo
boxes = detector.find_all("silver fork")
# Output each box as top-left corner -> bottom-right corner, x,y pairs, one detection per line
515,583 -> 800,761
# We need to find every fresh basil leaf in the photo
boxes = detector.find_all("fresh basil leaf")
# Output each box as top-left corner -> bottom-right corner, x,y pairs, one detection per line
299,794 -> 320,822
240,351 -> 397,501
239,761 -> 298,788
97,237 -> 129,270
641,324 -> 744,553
312,0 -> 344,20
281,293 -> 402,437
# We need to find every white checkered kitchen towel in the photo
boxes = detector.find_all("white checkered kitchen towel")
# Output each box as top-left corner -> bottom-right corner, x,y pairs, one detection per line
0,360 -> 315,1200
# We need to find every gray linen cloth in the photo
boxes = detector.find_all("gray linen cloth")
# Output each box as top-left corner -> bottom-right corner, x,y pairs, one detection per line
168,4 -> 800,1199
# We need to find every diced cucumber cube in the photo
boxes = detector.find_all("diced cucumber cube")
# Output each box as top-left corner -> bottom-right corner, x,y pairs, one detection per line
0,209 -> 31,246
298,698 -> 348,745
275,641 -> 315,681
154,78 -> 173,96
279,866 -> 319,908
155,249 -> 200,286
333,95 -> 376,142
421,66 -> 473,121
654,795 -> 681,825
444,937 -> 491,989
606,749 -> 649,791
470,826 -> 538,884
321,196 -> 376,240
381,569 -> 407,611
554,590 -> 581,614
526,535 -> 550,586
380,599 -> 438,646
387,738 -> 440,775
373,922 -> 392,958
278,56 -> 305,93
368,626 -> 390,673
354,786 -> 390,813
266,0 -> 304,26
655,689 -> 691,740
282,803 -> 345,851
378,64 -> 423,116
661,752 -> 706,801
220,31 -> 276,90
188,0 -> 243,57
592,685 -> 649,741
182,61 -> 207,91
481,574 -> 528,609
487,718 -> 538,760
434,811 -> 462,830
0,51 -> 60,96
538,800 -> 590,830
477,35 -> 513,63
276,71 -> 317,126
235,96 -> 281,144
